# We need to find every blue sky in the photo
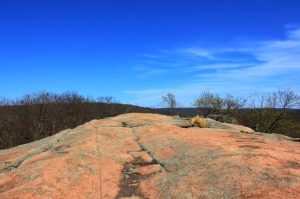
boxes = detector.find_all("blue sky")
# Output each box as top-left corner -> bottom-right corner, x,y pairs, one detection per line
1,0 -> 300,107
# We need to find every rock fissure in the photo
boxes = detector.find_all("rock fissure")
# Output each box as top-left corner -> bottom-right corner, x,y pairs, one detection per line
136,143 -> 169,172
116,127 -> 165,199
116,160 -> 155,199
130,127 -> 169,172
1,113 -> 299,199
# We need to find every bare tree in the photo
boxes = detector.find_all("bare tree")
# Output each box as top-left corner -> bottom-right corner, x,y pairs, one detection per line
248,89 -> 300,133
0,97 -> 10,106
248,94 -> 269,132
265,89 -> 300,133
193,91 -> 223,116
162,93 -> 177,109
223,94 -> 246,113
97,96 -> 119,104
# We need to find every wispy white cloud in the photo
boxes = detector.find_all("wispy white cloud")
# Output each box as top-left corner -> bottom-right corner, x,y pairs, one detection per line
179,48 -> 214,59
126,26 -> 300,106
138,54 -> 166,59
123,88 -> 170,107
132,65 -> 168,78
123,88 -> 165,95
183,63 -> 256,72
284,23 -> 300,30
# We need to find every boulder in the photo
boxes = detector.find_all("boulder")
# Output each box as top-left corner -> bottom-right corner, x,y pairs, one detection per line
0,113 -> 299,199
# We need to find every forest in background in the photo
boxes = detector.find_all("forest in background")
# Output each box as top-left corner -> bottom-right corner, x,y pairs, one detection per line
0,91 -> 299,149
0,92 -> 153,149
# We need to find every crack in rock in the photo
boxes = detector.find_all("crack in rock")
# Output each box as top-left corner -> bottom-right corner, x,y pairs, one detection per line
116,128 -> 164,199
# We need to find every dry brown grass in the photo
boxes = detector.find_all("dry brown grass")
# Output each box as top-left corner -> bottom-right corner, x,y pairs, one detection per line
190,115 -> 205,128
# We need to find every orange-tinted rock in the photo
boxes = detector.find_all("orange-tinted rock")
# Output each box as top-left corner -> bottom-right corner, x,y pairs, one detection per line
136,125 -> 300,198
135,164 -> 161,176
129,151 -> 153,163
0,113 -> 299,199
204,118 -> 255,132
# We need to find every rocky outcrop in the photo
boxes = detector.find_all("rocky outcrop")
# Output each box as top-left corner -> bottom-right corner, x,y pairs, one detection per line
204,118 -> 255,132
0,113 -> 299,199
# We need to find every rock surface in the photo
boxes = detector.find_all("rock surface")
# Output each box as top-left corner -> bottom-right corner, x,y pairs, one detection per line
204,118 -> 255,132
0,113 -> 299,199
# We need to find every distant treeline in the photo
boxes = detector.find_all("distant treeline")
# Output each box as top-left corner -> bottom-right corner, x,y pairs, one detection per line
0,92 -> 152,149
1,91 -> 300,149
158,107 -> 300,138
161,89 -> 300,139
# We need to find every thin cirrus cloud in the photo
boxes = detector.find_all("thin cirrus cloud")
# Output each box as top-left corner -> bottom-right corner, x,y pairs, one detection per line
132,65 -> 168,78
126,26 -> 300,106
